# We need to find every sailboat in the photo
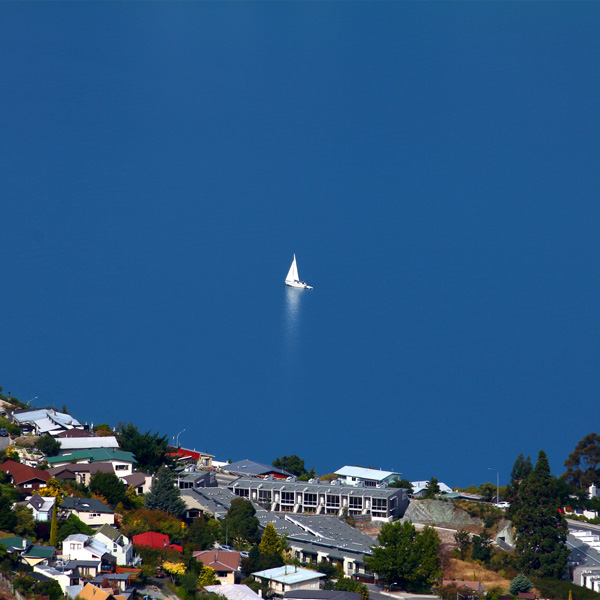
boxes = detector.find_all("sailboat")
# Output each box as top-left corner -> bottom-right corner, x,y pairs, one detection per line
285,254 -> 313,289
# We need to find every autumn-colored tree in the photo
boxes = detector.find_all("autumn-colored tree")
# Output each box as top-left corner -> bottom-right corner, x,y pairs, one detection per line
259,523 -> 282,555
163,560 -> 187,583
198,566 -> 220,587
121,507 -> 186,539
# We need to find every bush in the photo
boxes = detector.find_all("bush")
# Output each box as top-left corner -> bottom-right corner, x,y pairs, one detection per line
509,574 -> 533,595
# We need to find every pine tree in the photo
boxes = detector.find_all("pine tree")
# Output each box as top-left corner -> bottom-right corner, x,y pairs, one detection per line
509,574 -> 533,595
145,466 -> 186,517
512,450 -> 570,578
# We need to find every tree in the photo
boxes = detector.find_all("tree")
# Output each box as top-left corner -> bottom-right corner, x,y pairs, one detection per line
272,455 -> 309,477
471,531 -> 492,563
389,478 -> 414,494
454,529 -> 471,560
364,520 -> 441,592
145,466 -> 186,517
563,433 -> 600,490
259,523 -> 282,555
506,453 -> 533,513
477,482 -> 496,503
223,498 -> 260,547
36,434 -> 61,457
89,471 -> 126,506
198,565 -> 220,587
49,502 -> 58,547
325,577 -> 369,600
116,422 -> 172,474
13,505 -> 35,538
423,478 -> 441,499
0,493 -> 17,531
163,560 -> 187,583
185,516 -> 219,550
58,513 -> 94,541
509,574 -> 533,595
512,450 -> 570,578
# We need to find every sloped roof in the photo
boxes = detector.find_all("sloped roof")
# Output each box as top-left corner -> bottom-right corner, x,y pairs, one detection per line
62,497 -> 113,514
59,437 -> 119,451
94,525 -> 122,543
193,550 -> 240,572
46,449 -> 136,465
334,466 -> 401,481
0,459 -> 51,486
122,472 -> 150,487
78,582 -> 115,600
285,592 -> 361,600
225,459 -> 290,477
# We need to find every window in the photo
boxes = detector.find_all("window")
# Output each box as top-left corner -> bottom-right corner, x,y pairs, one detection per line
303,493 -> 317,507
258,490 -> 272,503
349,496 -> 362,510
115,465 -> 128,471
234,488 -> 249,498
281,491 -> 295,504
326,494 -> 340,508
371,498 -> 387,515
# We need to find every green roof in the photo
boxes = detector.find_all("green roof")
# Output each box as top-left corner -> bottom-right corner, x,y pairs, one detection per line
46,448 -> 137,465
0,536 -> 29,551
24,545 -> 55,558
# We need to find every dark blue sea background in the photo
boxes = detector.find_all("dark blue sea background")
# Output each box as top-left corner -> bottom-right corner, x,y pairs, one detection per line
2,2 -> 600,487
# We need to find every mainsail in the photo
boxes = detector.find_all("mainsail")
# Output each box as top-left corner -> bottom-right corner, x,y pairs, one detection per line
286,254 -> 299,282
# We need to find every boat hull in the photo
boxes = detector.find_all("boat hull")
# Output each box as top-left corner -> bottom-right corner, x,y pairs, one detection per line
285,280 -> 313,290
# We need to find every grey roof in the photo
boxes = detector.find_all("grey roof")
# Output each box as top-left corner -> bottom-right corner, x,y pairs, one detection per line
253,566 -> 325,584
181,486 -> 237,519
225,459 -> 291,478
62,497 -> 113,514
94,524 -> 122,542
255,513 -> 374,564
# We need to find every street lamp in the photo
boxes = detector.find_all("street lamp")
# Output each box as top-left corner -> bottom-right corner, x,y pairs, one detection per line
175,428 -> 185,448
488,467 -> 499,505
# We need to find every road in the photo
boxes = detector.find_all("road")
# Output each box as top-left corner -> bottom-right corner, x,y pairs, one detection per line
366,583 -> 438,600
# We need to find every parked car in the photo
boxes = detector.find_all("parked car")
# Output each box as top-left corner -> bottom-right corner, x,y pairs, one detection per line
494,501 -> 510,509
0,428 -> 9,437
217,545 -> 234,552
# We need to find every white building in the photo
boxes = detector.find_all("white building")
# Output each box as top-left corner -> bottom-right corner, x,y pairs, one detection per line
334,466 -> 402,487
253,566 -> 325,595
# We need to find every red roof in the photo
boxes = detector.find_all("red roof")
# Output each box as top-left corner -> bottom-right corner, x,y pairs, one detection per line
193,551 -> 240,572
0,459 -> 51,486
166,447 -> 214,461
133,531 -> 182,553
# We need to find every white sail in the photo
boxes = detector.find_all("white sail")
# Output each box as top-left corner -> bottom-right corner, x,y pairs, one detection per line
286,254 -> 299,283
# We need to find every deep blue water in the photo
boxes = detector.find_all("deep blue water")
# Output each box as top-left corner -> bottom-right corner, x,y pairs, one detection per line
2,2 -> 600,487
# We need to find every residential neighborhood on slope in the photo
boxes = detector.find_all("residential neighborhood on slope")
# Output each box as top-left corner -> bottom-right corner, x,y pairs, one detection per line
1,392 -> 600,600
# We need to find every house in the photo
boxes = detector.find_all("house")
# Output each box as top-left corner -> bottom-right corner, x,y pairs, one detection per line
229,476 -> 409,521
204,584 -> 263,600
61,534 -> 116,573
168,446 -> 215,469
257,513 -> 375,577
11,408 -> 82,436
0,536 -> 55,567
121,471 -> 152,495
193,550 -> 240,584
93,525 -> 137,566
60,497 -> 115,527
176,469 -> 217,490
46,449 -> 136,477
76,582 -> 127,600
411,480 -> 454,497
132,531 -> 182,553
334,466 -> 403,488
253,566 -> 325,594
24,493 -> 57,521
0,459 -> 51,491
224,459 -> 291,479
34,564 -> 80,594
48,462 -> 117,486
